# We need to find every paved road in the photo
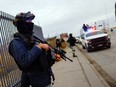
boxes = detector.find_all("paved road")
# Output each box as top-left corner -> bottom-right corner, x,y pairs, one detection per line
52,46 -> 110,87
76,31 -> 116,86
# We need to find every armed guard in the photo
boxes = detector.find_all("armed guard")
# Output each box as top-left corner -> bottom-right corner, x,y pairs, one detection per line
9,11 -> 61,87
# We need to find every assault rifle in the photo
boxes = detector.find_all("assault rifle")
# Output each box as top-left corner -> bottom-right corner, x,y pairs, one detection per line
33,35 -> 73,62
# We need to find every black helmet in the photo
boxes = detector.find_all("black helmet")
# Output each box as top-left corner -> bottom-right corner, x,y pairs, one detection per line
69,33 -> 72,37
13,11 -> 35,26
13,11 -> 35,34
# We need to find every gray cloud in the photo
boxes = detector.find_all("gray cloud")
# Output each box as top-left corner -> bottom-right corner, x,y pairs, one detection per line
0,0 -> 115,37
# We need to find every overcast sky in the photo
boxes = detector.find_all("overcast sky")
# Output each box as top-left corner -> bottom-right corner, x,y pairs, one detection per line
0,0 -> 116,37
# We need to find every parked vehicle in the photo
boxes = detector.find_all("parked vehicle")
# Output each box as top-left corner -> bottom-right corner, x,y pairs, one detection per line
80,30 -> 111,52
75,36 -> 82,44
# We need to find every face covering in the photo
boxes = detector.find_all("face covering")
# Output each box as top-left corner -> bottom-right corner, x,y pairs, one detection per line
17,21 -> 34,35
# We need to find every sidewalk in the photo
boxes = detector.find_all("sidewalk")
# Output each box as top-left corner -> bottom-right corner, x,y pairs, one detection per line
52,46 -> 110,87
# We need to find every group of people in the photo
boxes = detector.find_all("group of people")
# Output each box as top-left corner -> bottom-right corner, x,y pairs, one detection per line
8,11 -> 77,87
56,33 -> 77,57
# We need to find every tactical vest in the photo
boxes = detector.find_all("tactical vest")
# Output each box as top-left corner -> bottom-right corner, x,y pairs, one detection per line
9,33 -> 55,72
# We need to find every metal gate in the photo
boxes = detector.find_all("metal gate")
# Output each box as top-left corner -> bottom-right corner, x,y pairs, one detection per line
0,11 -> 21,87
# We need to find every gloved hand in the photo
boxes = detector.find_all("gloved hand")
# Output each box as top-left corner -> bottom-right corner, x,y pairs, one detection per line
36,43 -> 50,51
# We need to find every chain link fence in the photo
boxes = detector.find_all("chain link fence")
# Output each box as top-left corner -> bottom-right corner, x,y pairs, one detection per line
0,11 -> 21,87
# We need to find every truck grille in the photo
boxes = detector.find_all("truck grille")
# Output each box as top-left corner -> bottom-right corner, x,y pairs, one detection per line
91,37 -> 107,45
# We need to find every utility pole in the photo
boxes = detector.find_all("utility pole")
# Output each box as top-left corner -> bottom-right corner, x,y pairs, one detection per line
115,2 -> 116,21
104,2 -> 109,30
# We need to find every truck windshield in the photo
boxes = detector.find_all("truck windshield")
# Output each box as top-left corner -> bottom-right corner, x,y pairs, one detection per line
86,31 -> 103,37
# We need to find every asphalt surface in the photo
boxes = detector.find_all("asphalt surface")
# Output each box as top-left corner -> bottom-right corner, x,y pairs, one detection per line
52,46 -> 110,87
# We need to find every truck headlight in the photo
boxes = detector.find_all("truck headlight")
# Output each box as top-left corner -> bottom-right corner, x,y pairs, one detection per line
105,36 -> 110,40
86,40 -> 92,44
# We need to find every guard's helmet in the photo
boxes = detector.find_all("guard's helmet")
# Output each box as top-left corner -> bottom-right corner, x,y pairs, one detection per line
13,12 -> 35,34
13,11 -> 35,26
69,33 -> 72,37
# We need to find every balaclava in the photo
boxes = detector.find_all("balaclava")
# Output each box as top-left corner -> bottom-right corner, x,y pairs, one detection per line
13,11 -> 35,35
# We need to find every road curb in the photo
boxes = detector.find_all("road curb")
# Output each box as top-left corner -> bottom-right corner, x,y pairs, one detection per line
76,45 -> 111,87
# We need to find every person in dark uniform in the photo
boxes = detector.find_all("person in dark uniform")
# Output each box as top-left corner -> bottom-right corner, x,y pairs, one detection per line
67,33 -> 77,57
82,24 -> 88,32
56,39 -> 61,50
111,28 -> 113,32
8,12 -> 60,87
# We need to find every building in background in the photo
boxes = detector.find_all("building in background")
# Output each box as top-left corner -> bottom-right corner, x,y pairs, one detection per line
33,25 -> 44,41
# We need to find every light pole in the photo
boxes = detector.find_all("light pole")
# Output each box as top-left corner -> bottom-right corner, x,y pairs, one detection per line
115,2 -> 116,21
103,2 -> 110,30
